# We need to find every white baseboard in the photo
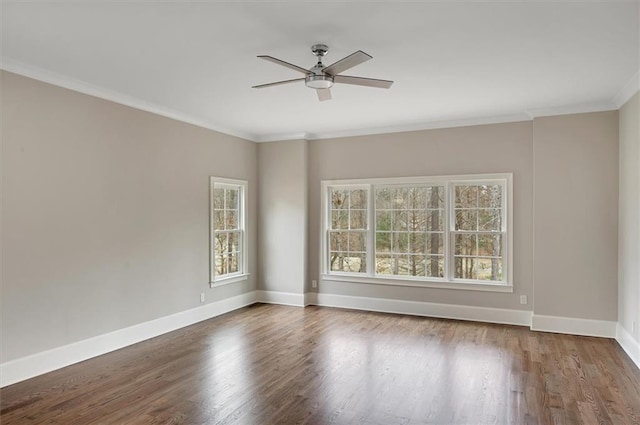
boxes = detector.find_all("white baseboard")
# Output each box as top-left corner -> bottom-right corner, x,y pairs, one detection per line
617,323 -> 640,369
3,290 -> 633,388
0,291 -> 257,388
255,290 -> 305,307
531,314 -> 617,338
310,293 -> 532,326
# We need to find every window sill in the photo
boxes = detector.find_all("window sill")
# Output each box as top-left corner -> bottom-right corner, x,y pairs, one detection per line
210,273 -> 250,288
321,274 -> 513,293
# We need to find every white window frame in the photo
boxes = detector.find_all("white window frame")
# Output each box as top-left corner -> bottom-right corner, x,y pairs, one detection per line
320,173 -> 513,293
210,177 -> 249,287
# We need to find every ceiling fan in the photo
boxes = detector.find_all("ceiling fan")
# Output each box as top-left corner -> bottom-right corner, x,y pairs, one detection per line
252,44 -> 393,102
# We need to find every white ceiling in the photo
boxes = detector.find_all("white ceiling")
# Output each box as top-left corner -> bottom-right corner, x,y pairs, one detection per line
2,1 -> 638,142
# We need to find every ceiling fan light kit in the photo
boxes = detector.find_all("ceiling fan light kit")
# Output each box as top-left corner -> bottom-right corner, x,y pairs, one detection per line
253,44 -> 393,102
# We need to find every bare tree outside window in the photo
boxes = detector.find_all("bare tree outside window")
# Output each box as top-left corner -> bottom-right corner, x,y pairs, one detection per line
453,184 -> 503,281
329,188 -> 367,273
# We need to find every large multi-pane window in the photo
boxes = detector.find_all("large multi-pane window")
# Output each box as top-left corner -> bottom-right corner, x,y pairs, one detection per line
322,174 -> 511,290
210,177 -> 247,285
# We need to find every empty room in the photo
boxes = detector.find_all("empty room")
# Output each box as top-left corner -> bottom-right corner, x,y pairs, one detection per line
1,1 -> 640,424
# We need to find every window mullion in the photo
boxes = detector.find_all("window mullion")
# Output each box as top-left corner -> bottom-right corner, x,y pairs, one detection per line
367,184 -> 375,276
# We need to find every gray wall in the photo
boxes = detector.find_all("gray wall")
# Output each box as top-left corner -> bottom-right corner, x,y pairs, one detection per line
619,92 -> 640,340
257,140 -> 308,294
308,122 -> 534,311
1,69 -> 628,367
1,71 -> 258,362
533,112 -> 619,321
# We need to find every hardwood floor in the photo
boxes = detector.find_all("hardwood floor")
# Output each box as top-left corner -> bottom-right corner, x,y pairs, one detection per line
2,304 -> 640,425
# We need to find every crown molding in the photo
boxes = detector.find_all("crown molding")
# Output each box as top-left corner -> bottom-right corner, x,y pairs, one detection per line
526,101 -> 618,119
263,113 -> 533,142
0,57 -> 258,142
2,57 -> 629,144
613,70 -> 639,108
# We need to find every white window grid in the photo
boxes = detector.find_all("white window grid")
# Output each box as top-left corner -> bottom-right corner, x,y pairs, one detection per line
320,174 -> 512,291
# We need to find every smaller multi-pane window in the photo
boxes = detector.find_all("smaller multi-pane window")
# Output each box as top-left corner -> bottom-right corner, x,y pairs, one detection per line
328,187 -> 368,273
452,184 -> 504,282
210,177 -> 247,283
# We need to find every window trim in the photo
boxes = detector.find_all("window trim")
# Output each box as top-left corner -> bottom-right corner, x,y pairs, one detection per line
210,177 -> 249,287
320,173 -> 513,292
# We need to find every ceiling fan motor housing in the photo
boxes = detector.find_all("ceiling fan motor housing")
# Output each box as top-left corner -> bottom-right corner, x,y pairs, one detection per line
306,45 -> 334,89
306,61 -> 334,89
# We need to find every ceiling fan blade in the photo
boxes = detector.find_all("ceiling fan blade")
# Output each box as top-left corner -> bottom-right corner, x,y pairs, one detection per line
257,55 -> 311,75
323,50 -> 372,76
252,78 -> 305,89
334,75 -> 394,89
317,88 -> 332,102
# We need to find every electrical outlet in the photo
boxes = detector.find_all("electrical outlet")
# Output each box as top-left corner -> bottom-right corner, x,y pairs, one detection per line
311,280 -> 317,289
200,293 -> 205,303
520,295 -> 528,305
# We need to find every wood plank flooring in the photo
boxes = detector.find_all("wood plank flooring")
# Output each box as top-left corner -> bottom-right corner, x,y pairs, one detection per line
2,304 -> 640,424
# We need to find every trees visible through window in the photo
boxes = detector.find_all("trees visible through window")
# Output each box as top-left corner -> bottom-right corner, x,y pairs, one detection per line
210,177 -> 247,284
375,186 -> 444,278
453,184 -> 503,281
329,188 -> 368,273
322,174 -> 511,289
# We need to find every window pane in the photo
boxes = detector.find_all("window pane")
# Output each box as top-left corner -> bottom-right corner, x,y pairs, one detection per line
215,254 -> 225,275
407,210 -> 427,232
226,211 -> 238,230
478,209 -> 501,231
394,256 -> 410,276
426,210 -> 444,231
455,257 -> 477,280
330,232 -> 348,251
226,189 -> 238,209
350,190 -> 368,209
329,252 -> 346,271
376,232 -> 391,253
408,255 -> 426,276
392,233 -> 408,253
426,232 -> 444,255
330,252 -> 366,273
393,210 -> 408,231
455,234 -> 477,256
478,234 -> 502,257
409,232 -> 426,254
331,210 -> 348,229
427,186 -> 444,209
393,188 -> 408,209
213,188 -> 225,209
331,189 -> 349,209
375,255 -> 393,275
215,233 -> 228,254
214,210 -> 225,230
426,256 -> 444,278
455,210 -> 477,231
350,210 -> 367,230
476,258 -> 502,281
349,232 -> 366,252
228,232 -> 240,252
229,254 -> 239,273
376,211 -> 392,231
455,186 -> 478,208
407,187 -> 427,209
478,185 -> 502,208
375,188 -> 394,209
